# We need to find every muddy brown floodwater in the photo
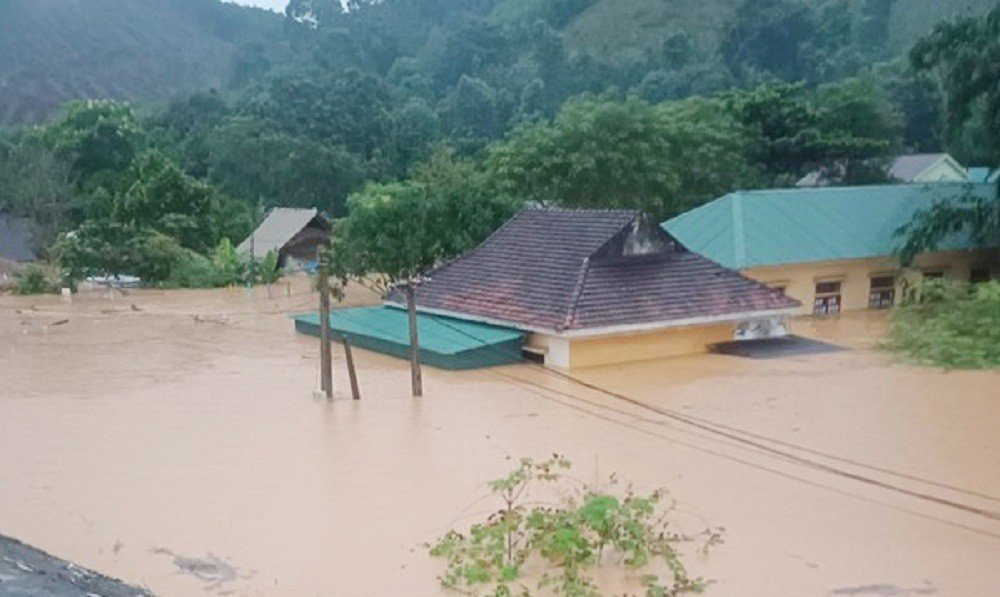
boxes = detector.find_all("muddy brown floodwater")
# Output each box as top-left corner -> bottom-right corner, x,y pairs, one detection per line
1,278 -> 999,596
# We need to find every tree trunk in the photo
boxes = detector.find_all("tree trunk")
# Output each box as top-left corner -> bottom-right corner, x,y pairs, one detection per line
405,284 -> 423,397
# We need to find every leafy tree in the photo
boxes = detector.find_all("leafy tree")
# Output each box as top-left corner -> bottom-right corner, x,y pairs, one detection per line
41,100 -> 145,185
911,6 -> 1000,164
331,154 -> 514,396
0,138 -> 78,253
722,0 -> 825,83
896,189 -> 999,266
109,151 -> 224,254
729,81 -> 898,185
487,95 -> 753,219
201,118 -> 366,216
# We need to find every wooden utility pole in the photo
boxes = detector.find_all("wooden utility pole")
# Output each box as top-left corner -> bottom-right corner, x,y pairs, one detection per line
404,283 -> 423,397
342,338 -> 361,400
317,256 -> 333,399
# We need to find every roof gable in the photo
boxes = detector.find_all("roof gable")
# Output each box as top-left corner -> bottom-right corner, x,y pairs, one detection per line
237,208 -> 327,258
664,183 -> 999,269
388,208 -> 798,332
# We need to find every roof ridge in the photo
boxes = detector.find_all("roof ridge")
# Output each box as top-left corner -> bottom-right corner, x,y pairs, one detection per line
518,206 -> 641,214
734,181 -> 985,197
560,256 -> 592,331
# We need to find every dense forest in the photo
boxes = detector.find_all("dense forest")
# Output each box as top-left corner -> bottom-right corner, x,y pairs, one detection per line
0,0 -> 998,288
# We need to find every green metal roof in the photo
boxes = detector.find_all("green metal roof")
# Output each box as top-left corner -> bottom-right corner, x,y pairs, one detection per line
663,183 -> 998,269
293,306 -> 525,370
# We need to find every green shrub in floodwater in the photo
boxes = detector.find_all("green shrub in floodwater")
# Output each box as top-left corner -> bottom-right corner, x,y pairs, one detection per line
12,262 -> 63,295
883,279 -> 1000,369
428,456 -> 722,596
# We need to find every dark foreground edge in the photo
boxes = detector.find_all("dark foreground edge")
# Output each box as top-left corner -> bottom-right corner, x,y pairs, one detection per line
0,534 -> 151,596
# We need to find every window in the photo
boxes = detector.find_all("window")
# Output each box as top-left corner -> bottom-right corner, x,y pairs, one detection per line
813,280 -> 842,315
868,276 -> 895,309
923,270 -> 945,280
970,267 -> 991,284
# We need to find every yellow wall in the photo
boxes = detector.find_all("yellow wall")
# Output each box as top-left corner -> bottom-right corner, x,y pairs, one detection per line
565,323 -> 735,368
743,249 -> 998,316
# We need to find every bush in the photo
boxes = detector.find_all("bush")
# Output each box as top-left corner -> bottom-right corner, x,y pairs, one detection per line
429,456 -> 721,596
883,280 -> 1000,369
12,262 -> 63,295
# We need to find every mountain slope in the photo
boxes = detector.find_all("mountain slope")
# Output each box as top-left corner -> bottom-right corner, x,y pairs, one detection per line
562,0 -> 997,58
0,0 -> 281,124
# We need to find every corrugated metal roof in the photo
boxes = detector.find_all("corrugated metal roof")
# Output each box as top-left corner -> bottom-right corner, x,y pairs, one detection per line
293,307 -> 525,369
237,208 -> 320,259
386,208 -> 798,332
664,183 -> 999,269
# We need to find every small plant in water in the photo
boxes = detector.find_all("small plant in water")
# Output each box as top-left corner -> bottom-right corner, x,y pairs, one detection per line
429,455 -> 722,596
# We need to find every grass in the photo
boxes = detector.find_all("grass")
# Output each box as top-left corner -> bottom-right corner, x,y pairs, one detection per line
882,279 -> 1000,369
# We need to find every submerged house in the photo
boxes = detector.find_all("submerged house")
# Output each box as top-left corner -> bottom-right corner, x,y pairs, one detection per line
238,207 -> 330,270
379,209 -> 799,369
664,183 -> 999,316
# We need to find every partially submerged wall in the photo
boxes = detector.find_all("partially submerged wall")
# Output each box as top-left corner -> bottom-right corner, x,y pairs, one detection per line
743,249 -> 997,316
529,322 -> 735,369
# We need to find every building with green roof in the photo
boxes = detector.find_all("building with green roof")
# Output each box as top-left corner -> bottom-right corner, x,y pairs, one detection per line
664,183 -> 998,316
294,306 -> 526,370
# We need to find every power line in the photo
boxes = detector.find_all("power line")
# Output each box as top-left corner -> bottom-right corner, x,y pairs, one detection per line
423,314 -> 1000,523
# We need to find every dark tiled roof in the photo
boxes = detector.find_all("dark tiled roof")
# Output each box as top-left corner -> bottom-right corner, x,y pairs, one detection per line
388,209 -> 798,332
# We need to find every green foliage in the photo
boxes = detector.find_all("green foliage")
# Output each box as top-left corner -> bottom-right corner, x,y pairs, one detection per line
883,280 -> 1000,369
895,188 -> 999,265
487,95 -> 753,219
0,137 -> 77,253
911,6 -> 1000,165
429,456 -> 721,596
41,100 -> 145,184
727,81 -> 899,185
331,149 -> 516,288
12,262 -> 63,295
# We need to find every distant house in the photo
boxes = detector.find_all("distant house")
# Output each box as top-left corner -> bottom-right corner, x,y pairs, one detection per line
378,209 -> 798,369
237,208 -> 330,270
796,153 -> 970,187
0,214 -> 36,263
664,183 -> 1000,316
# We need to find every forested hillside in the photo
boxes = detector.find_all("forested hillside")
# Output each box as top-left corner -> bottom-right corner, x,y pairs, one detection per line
2,0 -> 998,291
0,0 -> 281,124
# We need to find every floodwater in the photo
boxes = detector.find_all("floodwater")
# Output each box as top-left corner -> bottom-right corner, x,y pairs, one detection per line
1,279 -> 998,596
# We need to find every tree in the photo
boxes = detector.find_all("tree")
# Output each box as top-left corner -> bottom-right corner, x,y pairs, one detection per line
896,188 -> 1000,266
911,7 -> 1000,165
0,139 -> 78,253
330,181 -> 437,397
202,118 -> 366,216
486,95 -> 753,219
729,81 -> 899,185
41,100 -> 145,185
331,155 -> 515,396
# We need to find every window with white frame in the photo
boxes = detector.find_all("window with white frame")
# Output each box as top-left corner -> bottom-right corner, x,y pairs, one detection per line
813,280 -> 842,315
868,276 -> 895,309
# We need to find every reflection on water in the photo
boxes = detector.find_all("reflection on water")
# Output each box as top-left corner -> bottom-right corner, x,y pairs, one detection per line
1,283 -> 998,595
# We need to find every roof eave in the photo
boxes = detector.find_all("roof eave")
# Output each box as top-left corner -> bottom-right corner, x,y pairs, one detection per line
384,302 -> 800,339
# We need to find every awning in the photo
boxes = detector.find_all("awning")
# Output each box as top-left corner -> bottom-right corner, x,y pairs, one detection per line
293,307 -> 525,370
